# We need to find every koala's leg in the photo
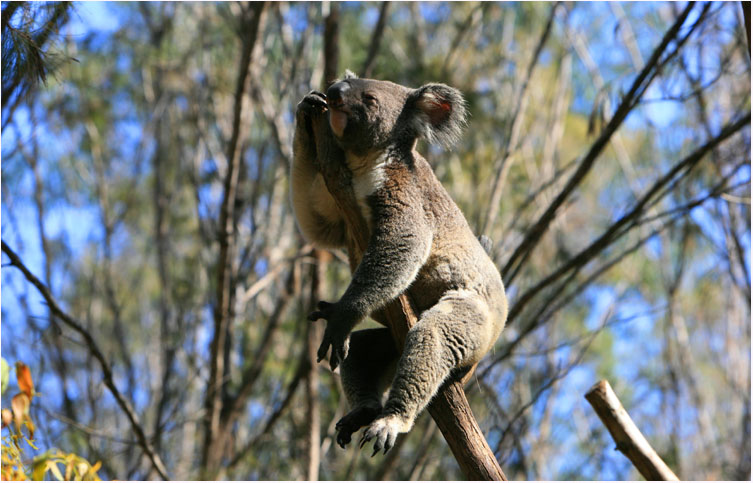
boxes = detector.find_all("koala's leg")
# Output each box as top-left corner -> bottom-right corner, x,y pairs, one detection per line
360,290 -> 493,454
336,328 -> 398,448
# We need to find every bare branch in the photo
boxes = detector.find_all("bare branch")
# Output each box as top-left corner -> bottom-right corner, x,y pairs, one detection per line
482,2 -> 559,234
361,2 -> 390,78
501,2 -> 697,285
506,112 -> 750,325
203,2 -> 267,476
585,380 -> 680,481
1,241 -> 171,480
740,1 -> 751,53
482,166 -> 747,377
226,355 -> 307,472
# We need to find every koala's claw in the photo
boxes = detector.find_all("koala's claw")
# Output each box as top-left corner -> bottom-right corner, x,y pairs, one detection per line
307,301 -> 334,322
335,406 -> 380,448
359,417 -> 400,456
321,334 -> 349,370
309,301 -> 350,369
307,90 -> 327,103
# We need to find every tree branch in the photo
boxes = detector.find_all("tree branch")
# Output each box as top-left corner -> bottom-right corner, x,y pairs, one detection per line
360,2 -> 390,78
203,2 -> 267,476
585,380 -> 680,480
505,112 -> 749,325
1,241 -> 170,480
501,2 -> 696,286
741,1 -> 751,53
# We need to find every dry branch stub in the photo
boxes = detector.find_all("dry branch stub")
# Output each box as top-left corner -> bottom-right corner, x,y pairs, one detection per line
585,380 -> 680,481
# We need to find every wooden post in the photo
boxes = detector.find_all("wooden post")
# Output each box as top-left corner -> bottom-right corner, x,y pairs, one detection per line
585,380 -> 680,481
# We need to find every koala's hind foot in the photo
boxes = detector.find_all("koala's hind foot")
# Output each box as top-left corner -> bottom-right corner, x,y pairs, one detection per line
335,405 -> 380,448
359,413 -> 411,456
338,329 -> 399,448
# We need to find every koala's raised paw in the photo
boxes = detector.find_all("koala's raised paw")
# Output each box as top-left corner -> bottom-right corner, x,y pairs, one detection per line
296,91 -> 328,119
359,414 -> 411,456
335,406 -> 381,448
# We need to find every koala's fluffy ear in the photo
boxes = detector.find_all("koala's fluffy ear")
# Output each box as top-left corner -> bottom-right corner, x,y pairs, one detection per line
343,69 -> 358,79
409,84 -> 467,148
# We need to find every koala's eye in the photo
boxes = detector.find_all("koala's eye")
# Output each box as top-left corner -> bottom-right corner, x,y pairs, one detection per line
363,93 -> 378,107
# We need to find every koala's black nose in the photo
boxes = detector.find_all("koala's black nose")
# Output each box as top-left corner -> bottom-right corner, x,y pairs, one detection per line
326,82 -> 349,108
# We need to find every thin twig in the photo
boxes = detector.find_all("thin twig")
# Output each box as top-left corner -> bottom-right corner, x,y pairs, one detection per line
361,2 -> 390,78
505,112 -> 749,325
501,3 -> 697,286
482,2 -> 559,234
1,241 -> 170,480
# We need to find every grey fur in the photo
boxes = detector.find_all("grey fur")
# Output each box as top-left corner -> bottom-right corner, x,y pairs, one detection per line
291,74 -> 507,455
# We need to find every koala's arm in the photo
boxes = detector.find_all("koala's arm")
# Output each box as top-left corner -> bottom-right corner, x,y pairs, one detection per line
291,95 -> 348,248
338,190 -> 432,323
309,190 -> 432,369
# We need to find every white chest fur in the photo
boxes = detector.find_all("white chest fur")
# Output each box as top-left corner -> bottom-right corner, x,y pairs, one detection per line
348,152 -> 390,228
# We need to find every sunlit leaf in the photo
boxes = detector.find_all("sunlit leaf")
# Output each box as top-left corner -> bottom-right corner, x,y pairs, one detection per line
25,434 -> 36,448
1,359 -> 9,397
31,455 -> 48,481
14,363 -> 33,399
47,460 -> 65,481
10,394 -> 30,431
1,409 -> 12,429
64,458 -> 73,481
76,461 -> 89,479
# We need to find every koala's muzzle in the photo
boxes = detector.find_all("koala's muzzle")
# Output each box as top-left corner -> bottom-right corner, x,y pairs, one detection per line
327,82 -> 350,138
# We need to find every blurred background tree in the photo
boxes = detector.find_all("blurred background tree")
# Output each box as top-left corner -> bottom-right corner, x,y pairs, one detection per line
1,1 -> 749,480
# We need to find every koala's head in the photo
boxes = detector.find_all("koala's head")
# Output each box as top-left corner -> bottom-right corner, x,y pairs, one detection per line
325,71 -> 467,157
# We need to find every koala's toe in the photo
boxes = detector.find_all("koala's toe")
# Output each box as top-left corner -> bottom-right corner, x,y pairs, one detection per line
361,415 -> 404,456
307,90 -> 327,102
383,431 -> 397,454
302,92 -> 327,110
336,405 -> 380,449
336,430 -> 352,449
297,94 -> 328,119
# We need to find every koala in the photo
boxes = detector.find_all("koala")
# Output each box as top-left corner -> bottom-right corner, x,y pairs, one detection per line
291,71 -> 507,455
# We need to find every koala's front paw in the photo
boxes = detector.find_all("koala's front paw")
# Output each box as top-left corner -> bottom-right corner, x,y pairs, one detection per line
307,301 -> 353,370
335,405 -> 381,448
359,414 -> 412,456
296,91 -> 328,121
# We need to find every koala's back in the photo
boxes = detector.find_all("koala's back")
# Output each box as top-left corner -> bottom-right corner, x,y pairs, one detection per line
413,155 -> 505,313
